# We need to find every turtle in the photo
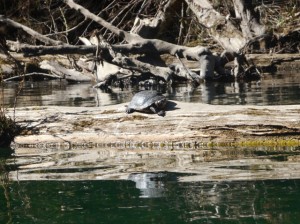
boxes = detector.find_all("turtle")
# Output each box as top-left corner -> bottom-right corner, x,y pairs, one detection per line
126,90 -> 167,116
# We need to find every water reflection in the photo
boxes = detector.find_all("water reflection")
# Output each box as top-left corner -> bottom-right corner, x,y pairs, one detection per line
128,173 -> 168,198
1,73 -> 300,107
2,146 -> 300,223
1,172 -> 300,223
5,146 -> 300,181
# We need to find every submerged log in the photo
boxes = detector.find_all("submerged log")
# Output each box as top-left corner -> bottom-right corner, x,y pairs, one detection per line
10,102 -> 300,149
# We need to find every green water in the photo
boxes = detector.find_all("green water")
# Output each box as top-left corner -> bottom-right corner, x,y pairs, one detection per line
2,145 -> 300,223
1,174 -> 300,223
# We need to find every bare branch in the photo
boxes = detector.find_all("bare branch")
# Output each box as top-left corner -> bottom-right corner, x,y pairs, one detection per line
0,15 -> 63,46
64,0 -> 141,43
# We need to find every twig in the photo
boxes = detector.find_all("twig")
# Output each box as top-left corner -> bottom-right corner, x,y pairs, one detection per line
3,72 -> 61,82
175,53 -> 198,82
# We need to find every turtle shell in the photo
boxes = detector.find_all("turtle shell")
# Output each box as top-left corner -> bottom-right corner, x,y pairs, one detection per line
128,90 -> 166,111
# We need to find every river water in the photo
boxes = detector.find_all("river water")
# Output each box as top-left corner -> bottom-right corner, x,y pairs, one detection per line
1,73 -> 300,107
1,73 -> 300,223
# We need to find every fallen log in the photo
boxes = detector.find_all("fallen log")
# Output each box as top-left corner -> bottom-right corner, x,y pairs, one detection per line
10,102 -> 300,149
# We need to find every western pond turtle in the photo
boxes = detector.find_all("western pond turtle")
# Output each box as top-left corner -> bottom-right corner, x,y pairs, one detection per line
126,90 -> 167,116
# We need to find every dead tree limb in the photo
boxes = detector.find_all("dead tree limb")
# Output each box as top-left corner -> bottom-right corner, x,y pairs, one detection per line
184,0 -> 265,53
0,15 -> 63,46
7,41 -> 97,56
3,72 -> 61,82
39,60 -> 95,82
64,0 -> 218,81
64,0 -> 141,43
3,0 -> 270,85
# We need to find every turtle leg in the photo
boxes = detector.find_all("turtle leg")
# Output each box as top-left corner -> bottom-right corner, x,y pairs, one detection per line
150,106 -> 165,117
157,110 -> 165,117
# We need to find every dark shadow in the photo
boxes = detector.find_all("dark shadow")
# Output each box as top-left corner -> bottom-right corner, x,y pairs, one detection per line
0,147 -> 13,158
165,100 -> 179,111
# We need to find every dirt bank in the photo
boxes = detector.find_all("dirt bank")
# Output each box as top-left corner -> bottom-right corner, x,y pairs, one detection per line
9,101 -> 300,149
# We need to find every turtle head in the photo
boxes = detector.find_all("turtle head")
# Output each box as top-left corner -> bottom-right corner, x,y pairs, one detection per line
125,105 -> 134,114
155,98 -> 167,109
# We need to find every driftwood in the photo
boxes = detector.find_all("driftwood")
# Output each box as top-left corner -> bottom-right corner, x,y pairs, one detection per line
10,102 -> 300,147
1,0 -> 296,85
39,60 -> 95,82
